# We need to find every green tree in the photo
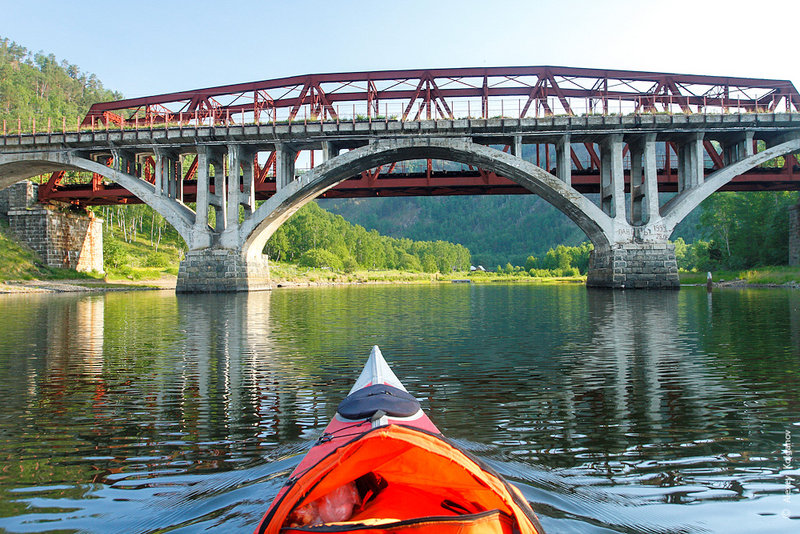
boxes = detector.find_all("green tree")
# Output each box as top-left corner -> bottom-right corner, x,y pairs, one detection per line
698,191 -> 798,269
342,256 -> 359,273
0,37 -> 121,125
298,248 -> 343,270
264,202 -> 471,273
398,252 -> 422,271
422,254 -> 438,273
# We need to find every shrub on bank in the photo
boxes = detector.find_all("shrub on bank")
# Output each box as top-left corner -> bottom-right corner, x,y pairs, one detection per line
298,248 -> 344,271
529,266 -> 580,278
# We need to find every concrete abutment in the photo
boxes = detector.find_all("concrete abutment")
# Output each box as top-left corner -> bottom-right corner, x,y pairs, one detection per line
1,181 -> 103,273
176,249 -> 270,293
587,243 -> 679,289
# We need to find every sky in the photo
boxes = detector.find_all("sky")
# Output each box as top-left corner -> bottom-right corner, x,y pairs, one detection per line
2,0 -> 798,99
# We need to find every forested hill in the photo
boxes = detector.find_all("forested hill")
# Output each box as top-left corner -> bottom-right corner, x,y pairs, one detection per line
0,38 -> 120,122
321,196 -> 586,268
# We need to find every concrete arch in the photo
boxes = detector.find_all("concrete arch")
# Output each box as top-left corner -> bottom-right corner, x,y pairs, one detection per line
240,137 -> 615,260
0,150 -> 197,247
658,136 -> 800,237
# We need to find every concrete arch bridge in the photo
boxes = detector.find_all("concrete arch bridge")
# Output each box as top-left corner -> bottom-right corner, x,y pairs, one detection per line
1,66 -> 799,291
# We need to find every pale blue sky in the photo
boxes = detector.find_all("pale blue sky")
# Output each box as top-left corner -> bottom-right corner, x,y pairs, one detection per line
2,0 -> 798,98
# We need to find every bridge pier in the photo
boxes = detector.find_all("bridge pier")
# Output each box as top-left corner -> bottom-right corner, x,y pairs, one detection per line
176,249 -> 270,293
587,243 -> 679,289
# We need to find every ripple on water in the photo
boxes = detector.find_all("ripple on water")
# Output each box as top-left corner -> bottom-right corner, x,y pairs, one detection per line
0,286 -> 798,533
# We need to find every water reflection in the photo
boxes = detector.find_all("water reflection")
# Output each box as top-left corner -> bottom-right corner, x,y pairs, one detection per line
791,290 -> 800,356
0,286 -> 797,533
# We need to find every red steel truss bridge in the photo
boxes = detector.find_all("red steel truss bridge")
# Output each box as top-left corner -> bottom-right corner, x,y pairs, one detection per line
2,65 -> 800,290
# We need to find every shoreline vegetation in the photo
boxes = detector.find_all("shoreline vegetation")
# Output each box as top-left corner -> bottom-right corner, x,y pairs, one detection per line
4,275 -> 800,294
3,263 -> 800,294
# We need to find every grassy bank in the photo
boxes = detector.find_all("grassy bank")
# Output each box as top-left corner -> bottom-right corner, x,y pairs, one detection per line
103,231 -> 182,281
269,261 -> 585,285
680,266 -> 800,286
269,262 -> 438,285
457,270 -> 585,284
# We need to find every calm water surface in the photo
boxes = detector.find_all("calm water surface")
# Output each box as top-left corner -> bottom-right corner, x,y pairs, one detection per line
0,285 -> 798,533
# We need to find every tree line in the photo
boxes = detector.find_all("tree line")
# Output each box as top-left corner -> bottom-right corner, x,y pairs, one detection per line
0,37 -> 120,125
675,191 -> 799,272
266,202 -> 471,273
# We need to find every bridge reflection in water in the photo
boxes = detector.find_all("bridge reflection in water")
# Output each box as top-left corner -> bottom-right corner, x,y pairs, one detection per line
3,288 -> 797,446
0,287 -> 798,532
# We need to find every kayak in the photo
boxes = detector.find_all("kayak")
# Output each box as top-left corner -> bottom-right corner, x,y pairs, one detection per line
255,346 -> 545,534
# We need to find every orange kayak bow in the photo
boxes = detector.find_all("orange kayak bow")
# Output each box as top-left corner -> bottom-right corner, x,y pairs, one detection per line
255,346 -> 545,534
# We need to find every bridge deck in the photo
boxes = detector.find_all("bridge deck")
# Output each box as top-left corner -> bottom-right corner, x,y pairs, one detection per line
4,113 -> 800,150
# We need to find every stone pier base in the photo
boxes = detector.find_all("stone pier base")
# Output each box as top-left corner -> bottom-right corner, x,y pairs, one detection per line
176,249 -> 271,292
587,243 -> 679,289
790,204 -> 799,266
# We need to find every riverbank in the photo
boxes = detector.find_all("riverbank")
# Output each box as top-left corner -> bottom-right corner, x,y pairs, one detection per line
0,265 -> 585,293
679,266 -> 800,288
0,276 -> 175,294
4,265 -> 798,294
268,262 -> 585,287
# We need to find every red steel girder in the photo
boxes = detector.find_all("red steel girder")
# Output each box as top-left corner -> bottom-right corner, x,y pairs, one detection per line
39,165 -> 800,206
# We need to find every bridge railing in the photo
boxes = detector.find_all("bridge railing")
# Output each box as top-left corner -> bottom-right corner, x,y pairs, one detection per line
3,101 -> 800,139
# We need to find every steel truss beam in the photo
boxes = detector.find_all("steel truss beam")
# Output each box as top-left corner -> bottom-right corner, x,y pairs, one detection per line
39,162 -> 800,206
82,66 -> 800,126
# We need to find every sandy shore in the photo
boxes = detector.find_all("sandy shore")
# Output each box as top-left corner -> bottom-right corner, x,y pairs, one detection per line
0,275 -> 177,294
684,279 -> 800,289
3,275 -> 796,294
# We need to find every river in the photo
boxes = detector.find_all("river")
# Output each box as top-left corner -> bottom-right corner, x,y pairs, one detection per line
0,284 -> 797,533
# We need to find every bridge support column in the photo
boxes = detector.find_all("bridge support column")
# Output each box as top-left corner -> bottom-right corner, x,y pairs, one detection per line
226,145 -> 243,231
790,202 -> 800,266
275,143 -> 297,189
722,131 -> 754,165
193,146 -> 212,246
629,134 -> 659,225
154,148 -> 182,201
177,249 -> 270,293
208,150 -> 227,233
322,141 -> 338,162
587,243 -> 679,289
220,145 -> 257,248
677,133 -> 705,192
600,135 -> 625,219
111,148 -> 137,176
556,135 -> 571,185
